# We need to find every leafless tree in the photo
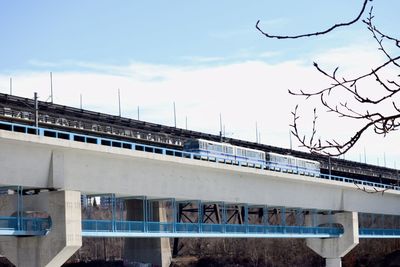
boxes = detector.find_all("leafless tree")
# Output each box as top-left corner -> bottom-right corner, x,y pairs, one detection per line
257,0 -> 400,156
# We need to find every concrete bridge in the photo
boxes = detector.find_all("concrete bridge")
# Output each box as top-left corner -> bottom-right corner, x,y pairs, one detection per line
0,126 -> 399,267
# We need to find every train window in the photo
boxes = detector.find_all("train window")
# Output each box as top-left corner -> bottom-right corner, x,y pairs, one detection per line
225,146 -> 233,154
214,144 -> 222,152
297,160 -> 306,168
277,156 -> 284,164
208,143 -> 214,151
238,148 -> 246,157
247,151 -> 256,158
199,141 -> 205,150
192,141 -> 199,149
184,140 -> 199,150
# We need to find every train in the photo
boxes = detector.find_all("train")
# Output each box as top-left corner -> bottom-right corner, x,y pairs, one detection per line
183,139 -> 321,176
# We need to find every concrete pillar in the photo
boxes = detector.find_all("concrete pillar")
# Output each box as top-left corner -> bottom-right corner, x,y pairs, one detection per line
124,199 -> 171,267
326,258 -> 342,267
0,190 -> 82,267
306,211 -> 359,267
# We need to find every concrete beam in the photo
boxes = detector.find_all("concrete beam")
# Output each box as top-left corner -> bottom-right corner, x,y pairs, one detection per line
0,131 -> 399,215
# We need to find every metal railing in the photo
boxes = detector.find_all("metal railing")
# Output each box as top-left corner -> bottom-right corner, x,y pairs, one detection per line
81,219 -> 343,238
0,216 -> 51,236
359,228 -> 400,238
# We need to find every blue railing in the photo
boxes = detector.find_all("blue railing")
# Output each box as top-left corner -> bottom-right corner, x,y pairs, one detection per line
319,173 -> 399,190
81,219 -> 343,238
0,216 -> 51,235
1,216 -> 398,238
0,120 -> 399,191
359,228 -> 400,238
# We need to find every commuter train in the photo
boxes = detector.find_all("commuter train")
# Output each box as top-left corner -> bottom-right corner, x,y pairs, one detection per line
183,139 -> 321,177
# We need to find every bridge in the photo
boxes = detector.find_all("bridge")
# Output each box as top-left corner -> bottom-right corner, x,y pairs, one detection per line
0,101 -> 399,266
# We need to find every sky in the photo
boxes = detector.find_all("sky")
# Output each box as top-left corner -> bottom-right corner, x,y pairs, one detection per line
0,1 -> 399,168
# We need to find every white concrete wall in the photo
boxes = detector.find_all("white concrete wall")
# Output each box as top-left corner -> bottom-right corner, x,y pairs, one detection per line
1,130 -> 399,215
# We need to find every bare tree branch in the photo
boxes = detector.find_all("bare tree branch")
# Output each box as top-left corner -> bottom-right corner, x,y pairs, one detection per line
256,0 -> 370,39
261,2 -> 399,156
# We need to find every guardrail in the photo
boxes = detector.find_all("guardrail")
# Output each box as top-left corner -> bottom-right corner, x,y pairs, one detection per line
81,219 -> 343,238
359,228 -> 400,238
0,216 -> 51,236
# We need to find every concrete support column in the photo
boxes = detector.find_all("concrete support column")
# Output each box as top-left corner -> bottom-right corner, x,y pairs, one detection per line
326,258 -> 342,267
124,199 -> 171,267
0,190 -> 82,267
306,211 -> 359,267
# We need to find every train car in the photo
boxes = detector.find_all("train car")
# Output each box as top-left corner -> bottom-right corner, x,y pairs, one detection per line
266,152 -> 320,177
183,139 -> 265,166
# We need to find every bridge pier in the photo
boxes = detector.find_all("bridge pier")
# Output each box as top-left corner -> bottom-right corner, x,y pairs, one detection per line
124,199 -> 172,267
0,190 -> 82,267
306,211 -> 359,267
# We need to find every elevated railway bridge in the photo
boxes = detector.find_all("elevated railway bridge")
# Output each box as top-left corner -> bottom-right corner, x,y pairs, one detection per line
0,93 -> 399,267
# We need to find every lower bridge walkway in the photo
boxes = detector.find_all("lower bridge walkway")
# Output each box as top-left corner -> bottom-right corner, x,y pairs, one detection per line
0,191 -> 399,239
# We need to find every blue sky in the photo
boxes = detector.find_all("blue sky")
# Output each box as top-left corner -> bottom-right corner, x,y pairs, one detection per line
2,1 -> 398,71
0,1 -> 399,166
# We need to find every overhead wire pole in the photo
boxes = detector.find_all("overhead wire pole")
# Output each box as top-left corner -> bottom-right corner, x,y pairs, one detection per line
9,78 -> 12,95
256,122 -> 258,143
34,92 -> 39,132
80,94 -> 83,109
219,113 -> 223,141
50,72 -> 53,103
173,102 -> 176,127
118,89 -> 121,117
